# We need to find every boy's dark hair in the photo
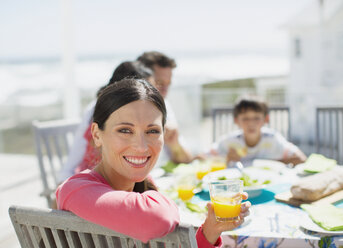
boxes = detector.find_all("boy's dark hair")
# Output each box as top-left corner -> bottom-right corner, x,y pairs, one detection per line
233,96 -> 269,118
137,51 -> 176,69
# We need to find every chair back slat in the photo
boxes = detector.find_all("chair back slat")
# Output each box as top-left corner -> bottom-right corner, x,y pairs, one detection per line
64,230 -> 79,248
78,232 -> 94,248
38,226 -> 55,248
20,224 -> 35,248
105,235 -> 116,247
52,135 -> 64,168
119,237 -> 131,248
212,106 -> 291,142
9,205 -> 198,248
32,119 -> 80,207
26,225 -> 41,248
91,234 -> 107,247
316,107 -> 343,163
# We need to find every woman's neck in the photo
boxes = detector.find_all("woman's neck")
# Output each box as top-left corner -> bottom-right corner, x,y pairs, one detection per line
94,162 -> 135,192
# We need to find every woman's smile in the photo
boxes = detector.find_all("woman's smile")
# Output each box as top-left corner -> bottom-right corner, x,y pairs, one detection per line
123,155 -> 151,168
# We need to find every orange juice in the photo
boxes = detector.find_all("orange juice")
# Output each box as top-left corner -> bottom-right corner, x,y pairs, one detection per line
177,185 -> 195,201
196,168 -> 210,180
212,195 -> 241,221
210,162 -> 226,172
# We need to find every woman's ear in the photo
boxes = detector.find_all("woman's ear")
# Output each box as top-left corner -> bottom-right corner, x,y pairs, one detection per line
91,122 -> 102,147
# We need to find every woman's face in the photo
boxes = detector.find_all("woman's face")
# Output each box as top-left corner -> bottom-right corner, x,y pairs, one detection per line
92,100 -> 164,183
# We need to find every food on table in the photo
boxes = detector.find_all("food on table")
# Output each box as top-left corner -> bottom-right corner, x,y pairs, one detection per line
303,153 -> 337,173
217,173 -> 271,187
185,202 -> 207,213
229,144 -> 248,157
291,167 -> 343,201
236,147 -> 248,157
161,160 -> 179,173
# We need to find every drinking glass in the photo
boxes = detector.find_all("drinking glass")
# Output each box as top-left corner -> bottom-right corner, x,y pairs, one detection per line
210,156 -> 227,172
176,175 -> 196,201
208,179 -> 243,222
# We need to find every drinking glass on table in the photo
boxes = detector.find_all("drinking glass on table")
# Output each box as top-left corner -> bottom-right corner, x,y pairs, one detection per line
209,179 -> 243,222
210,156 -> 227,172
196,162 -> 211,180
176,174 -> 196,201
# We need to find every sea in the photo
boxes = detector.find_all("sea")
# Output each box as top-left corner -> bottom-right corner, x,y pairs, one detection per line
0,51 -> 289,153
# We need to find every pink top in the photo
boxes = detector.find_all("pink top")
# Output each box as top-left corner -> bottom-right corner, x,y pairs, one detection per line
74,125 -> 101,174
56,170 -> 222,247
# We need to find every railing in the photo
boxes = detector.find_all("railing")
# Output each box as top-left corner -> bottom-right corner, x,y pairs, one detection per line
316,107 -> 343,164
212,106 -> 291,142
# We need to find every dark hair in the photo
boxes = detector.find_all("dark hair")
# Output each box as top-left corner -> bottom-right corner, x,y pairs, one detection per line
137,51 -> 176,69
233,96 -> 269,118
97,61 -> 153,97
93,78 -> 166,130
93,78 -> 166,193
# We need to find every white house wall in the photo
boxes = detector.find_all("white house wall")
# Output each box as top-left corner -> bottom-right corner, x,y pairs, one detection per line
288,27 -> 321,143
288,2 -> 343,147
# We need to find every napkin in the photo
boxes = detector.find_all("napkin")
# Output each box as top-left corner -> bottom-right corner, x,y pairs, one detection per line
303,154 -> 336,173
301,203 -> 343,231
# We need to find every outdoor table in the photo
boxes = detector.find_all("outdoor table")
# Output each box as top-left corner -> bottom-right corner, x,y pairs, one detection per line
154,163 -> 343,248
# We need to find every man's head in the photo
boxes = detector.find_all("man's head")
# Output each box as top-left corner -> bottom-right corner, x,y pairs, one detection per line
137,51 -> 176,98
233,96 -> 269,141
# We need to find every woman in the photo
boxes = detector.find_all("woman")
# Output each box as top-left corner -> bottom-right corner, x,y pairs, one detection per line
56,78 -> 250,247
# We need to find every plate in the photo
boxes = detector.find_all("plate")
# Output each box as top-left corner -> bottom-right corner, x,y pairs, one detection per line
300,214 -> 343,236
252,159 -> 286,172
202,167 -> 277,198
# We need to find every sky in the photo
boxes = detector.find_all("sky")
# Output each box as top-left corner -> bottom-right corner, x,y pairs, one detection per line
0,0 -> 310,60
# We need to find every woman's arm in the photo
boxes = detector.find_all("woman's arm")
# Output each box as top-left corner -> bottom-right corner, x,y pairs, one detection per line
56,174 -> 180,243
164,125 -> 193,163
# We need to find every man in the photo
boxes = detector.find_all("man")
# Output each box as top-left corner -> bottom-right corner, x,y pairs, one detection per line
137,51 -> 193,164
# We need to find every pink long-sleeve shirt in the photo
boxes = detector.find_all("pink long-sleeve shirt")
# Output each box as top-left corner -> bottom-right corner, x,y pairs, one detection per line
56,170 -> 222,247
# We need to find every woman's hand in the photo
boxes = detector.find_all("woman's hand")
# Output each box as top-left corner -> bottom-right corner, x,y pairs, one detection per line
202,192 -> 250,245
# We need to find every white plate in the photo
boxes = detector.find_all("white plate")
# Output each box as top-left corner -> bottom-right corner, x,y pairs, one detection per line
300,214 -> 343,236
202,167 -> 277,198
252,159 -> 286,172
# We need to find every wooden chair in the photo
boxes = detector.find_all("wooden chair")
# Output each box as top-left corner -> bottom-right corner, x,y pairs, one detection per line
32,119 -> 80,208
9,205 -> 198,248
212,106 -> 291,142
316,107 -> 343,164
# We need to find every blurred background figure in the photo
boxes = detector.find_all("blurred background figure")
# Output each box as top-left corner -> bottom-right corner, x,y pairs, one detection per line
211,96 -> 307,167
137,51 -> 194,164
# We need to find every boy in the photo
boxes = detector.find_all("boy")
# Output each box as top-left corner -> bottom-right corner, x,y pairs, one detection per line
212,96 -> 306,167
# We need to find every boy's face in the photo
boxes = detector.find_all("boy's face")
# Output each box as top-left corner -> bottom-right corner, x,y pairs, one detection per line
234,110 -> 268,139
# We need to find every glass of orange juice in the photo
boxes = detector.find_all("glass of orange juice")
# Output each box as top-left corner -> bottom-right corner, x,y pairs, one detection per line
176,175 -> 196,201
209,179 -> 243,222
210,156 -> 227,172
196,163 -> 211,180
